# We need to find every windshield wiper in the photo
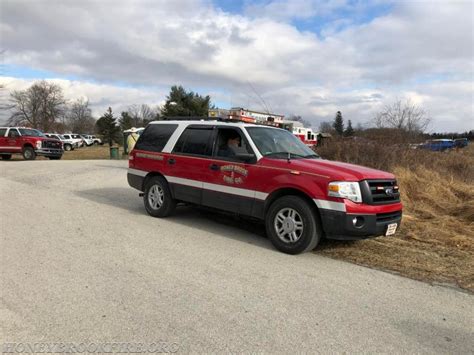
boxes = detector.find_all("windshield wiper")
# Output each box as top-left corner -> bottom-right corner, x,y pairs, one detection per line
264,152 -> 306,159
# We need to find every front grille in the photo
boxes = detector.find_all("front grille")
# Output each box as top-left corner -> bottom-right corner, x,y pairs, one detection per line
360,179 -> 400,205
42,140 -> 62,149
376,210 -> 402,223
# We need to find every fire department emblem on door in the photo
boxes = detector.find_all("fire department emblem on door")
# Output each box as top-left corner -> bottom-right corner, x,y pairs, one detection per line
220,165 -> 248,185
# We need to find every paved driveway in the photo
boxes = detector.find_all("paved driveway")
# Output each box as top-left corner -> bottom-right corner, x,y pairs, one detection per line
1,160 -> 472,353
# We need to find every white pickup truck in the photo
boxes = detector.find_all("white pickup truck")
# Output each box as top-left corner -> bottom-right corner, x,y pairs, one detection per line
62,134 -> 84,147
80,134 -> 102,146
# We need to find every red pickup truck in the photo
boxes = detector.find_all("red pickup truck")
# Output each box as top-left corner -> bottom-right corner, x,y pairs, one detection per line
127,119 -> 402,254
0,127 -> 63,160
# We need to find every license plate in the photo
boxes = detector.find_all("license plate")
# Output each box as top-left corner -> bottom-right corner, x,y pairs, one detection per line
385,223 -> 398,236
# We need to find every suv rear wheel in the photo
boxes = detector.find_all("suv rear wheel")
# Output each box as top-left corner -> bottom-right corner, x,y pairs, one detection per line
1,154 -> 12,160
64,144 -> 73,151
265,195 -> 321,254
143,176 -> 176,217
22,146 -> 36,160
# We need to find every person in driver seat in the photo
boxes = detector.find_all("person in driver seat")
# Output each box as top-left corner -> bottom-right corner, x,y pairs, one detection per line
218,131 -> 241,158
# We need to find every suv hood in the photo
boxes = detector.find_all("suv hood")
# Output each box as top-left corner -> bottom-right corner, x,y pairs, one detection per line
264,158 -> 395,181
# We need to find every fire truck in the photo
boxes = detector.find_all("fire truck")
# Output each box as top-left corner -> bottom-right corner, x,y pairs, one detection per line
291,124 -> 317,147
209,108 -> 318,147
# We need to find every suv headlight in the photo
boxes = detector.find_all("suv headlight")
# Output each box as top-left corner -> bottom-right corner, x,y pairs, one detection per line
36,141 -> 42,149
328,181 -> 362,203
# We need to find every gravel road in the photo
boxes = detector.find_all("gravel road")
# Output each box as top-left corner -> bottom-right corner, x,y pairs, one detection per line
1,160 -> 472,353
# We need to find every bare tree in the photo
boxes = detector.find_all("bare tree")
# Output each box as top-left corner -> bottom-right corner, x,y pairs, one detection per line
318,121 -> 333,133
373,99 -> 430,133
0,83 -> 12,110
0,82 -> 13,125
8,80 -> 66,131
127,104 -> 158,127
67,98 -> 96,133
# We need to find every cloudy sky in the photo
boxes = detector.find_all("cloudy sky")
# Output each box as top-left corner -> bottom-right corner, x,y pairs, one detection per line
1,0 -> 473,132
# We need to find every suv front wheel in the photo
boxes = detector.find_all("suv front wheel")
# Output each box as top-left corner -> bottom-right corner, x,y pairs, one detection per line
265,196 -> 321,254
143,176 -> 176,217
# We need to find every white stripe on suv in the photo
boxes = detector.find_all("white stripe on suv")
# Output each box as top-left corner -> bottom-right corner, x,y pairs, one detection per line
128,168 -> 148,177
128,168 -> 346,212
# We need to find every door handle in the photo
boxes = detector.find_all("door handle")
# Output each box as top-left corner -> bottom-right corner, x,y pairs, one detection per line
209,164 -> 220,171
168,158 -> 176,165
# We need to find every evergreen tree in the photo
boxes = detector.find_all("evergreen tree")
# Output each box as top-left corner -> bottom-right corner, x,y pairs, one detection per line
119,111 -> 134,131
161,85 -> 212,117
333,111 -> 344,136
344,120 -> 354,136
96,107 -> 120,146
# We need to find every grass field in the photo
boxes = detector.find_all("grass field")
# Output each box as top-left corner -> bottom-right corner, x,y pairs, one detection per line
62,145 -> 126,160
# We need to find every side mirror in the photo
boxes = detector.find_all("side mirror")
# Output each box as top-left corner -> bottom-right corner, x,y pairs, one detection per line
235,153 -> 256,163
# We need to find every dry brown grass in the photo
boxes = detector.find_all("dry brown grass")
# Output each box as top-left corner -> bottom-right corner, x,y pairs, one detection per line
62,145 -> 126,160
315,140 -> 474,292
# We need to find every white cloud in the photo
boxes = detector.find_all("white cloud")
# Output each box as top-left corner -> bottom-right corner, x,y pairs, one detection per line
1,0 -> 473,131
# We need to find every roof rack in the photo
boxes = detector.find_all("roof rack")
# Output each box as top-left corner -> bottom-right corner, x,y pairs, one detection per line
161,116 -> 224,121
159,116 -> 291,129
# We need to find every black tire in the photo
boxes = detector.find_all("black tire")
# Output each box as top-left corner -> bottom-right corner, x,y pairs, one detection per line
1,154 -> 12,160
143,176 -> 176,217
22,146 -> 36,160
64,144 -> 72,151
48,156 -> 62,160
265,195 -> 321,254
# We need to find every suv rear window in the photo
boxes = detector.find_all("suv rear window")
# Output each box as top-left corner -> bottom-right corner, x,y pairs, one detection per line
173,126 -> 213,156
0,128 -> 7,137
135,124 -> 178,152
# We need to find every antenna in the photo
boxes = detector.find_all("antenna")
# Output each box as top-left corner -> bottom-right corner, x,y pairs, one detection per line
247,81 -> 272,114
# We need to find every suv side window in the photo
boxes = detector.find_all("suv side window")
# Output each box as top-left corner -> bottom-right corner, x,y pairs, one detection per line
135,124 -> 178,153
214,127 -> 254,162
173,126 -> 213,157
8,129 -> 19,138
0,128 -> 7,137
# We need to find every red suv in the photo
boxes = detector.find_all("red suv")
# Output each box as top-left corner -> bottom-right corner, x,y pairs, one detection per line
127,119 -> 402,254
0,127 -> 63,160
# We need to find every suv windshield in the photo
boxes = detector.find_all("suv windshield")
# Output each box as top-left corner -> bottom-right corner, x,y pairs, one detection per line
246,127 -> 319,159
18,128 -> 45,137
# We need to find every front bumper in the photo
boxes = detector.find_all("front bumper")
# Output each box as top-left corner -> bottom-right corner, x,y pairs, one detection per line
320,209 -> 402,240
35,148 -> 63,157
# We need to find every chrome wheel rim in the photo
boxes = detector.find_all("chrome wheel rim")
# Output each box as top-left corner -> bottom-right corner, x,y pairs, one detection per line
274,208 -> 304,243
24,150 -> 32,159
148,184 -> 164,210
